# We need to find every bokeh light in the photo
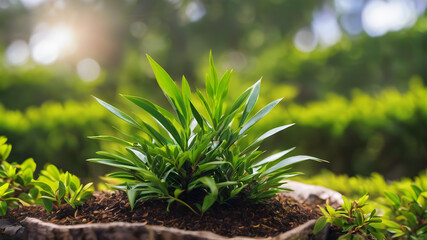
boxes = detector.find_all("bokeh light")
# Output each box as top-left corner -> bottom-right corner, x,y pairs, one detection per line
362,0 -> 417,37
20,0 -> 45,9
76,58 -> 101,82
30,23 -> 75,65
294,28 -> 318,52
129,21 -> 147,38
185,1 -> 206,22
312,7 -> 342,47
6,40 -> 30,66
334,0 -> 364,13
0,0 -> 9,9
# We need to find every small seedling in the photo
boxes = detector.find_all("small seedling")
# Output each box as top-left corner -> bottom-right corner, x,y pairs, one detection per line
313,194 -> 385,240
0,137 -> 39,215
34,164 -> 93,212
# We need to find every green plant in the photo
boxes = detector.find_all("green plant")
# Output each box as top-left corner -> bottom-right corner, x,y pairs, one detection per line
313,194 -> 385,240
0,136 -> 93,214
89,53 -> 323,215
34,164 -> 94,212
0,137 -> 39,215
383,180 -> 427,239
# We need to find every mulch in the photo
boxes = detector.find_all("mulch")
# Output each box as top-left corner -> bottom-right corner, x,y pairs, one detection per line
4,190 -> 322,238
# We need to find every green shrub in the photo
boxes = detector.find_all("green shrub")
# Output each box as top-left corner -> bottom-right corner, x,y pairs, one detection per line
0,136 -> 93,214
0,137 -> 39,215
256,78 -> 427,177
297,170 -> 427,213
34,164 -> 94,212
0,101 -> 111,177
303,170 -> 427,239
296,170 -> 410,200
0,60 -> 102,110
314,194 -> 385,240
383,178 -> 427,239
89,53 -> 323,214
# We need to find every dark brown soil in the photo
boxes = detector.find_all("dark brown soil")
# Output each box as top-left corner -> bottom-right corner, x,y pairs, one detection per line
4,191 -> 322,238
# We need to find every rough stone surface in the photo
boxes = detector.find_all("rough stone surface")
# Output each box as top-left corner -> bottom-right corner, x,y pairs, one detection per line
0,219 -> 25,240
282,181 -> 343,208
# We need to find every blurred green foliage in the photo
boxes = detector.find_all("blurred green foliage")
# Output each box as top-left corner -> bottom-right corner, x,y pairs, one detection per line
298,169 -> 427,213
0,61 -> 103,110
0,101 -> 110,178
234,21 -> 427,101
1,0 -> 427,180
256,78 -> 427,178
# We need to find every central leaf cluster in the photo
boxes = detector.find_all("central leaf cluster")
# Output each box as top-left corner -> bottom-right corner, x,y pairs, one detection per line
89,53 -> 322,214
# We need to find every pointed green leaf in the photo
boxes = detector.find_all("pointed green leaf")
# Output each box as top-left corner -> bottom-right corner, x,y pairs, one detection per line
240,98 -> 282,135
21,158 -> 37,172
411,185 -> 422,197
82,182 -> 93,192
246,124 -> 294,151
0,143 -> 11,161
218,70 -> 232,102
96,151 -> 135,166
88,136 -> 133,146
126,184 -> 138,210
93,97 -> 142,129
342,195 -> 351,212
199,176 -> 218,198
252,147 -> 295,167
229,88 -> 251,114
57,181 -> 66,200
126,148 -> 148,167
87,158 -> 141,171
370,231 -> 385,240
139,120 -> 171,146
146,55 -> 187,118
107,171 -> 137,180
42,198 -> 53,212
0,183 -> 9,196
384,191 -> 401,206
182,76 -> 192,102
358,194 -> 369,206
201,194 -> 215,213
209,51 -> 219,94
230,184 -> 247,198
326,205 -> 336,216
0,201 -> 7,216
190,102 -> 205,130
240,80 -> 261,126
181,75 -> 192,125
197,90 -> 214,126
262,155 -> 323,177
34,181 -> 55,196
123,95 -> 184,149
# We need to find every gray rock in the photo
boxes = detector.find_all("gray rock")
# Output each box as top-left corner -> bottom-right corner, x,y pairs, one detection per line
281,181 -> 343,208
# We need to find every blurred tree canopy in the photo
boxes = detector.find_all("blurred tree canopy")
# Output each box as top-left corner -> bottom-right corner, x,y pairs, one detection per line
0,0 -> 426,179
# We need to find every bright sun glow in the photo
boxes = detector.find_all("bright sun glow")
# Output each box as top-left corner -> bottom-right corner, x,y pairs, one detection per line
30,23 -> 75,65
20,0 -> 45,9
